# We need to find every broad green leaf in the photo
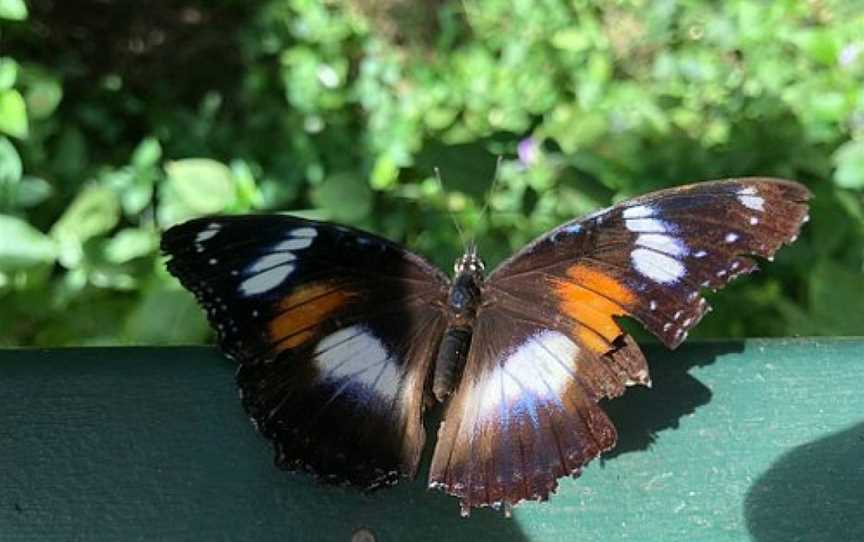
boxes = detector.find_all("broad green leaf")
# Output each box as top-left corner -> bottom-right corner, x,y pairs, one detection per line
0,58 -> 17,90
833,140 -> 864,189
0,89 -> 28,139
0,0 -> 27,20
0,214 -> 56,270
165,158 -> 235,214
310,173 -> 372,223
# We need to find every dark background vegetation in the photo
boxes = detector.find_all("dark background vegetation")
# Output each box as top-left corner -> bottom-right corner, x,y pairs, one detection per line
1,0 -> 862,346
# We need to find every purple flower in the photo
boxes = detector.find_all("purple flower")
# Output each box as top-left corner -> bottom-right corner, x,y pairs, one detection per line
517,137 -> 539,166
840,43 -> 862,69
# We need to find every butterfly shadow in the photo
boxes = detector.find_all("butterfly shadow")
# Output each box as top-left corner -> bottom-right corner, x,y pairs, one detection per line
600,340 -> 745,460
744,421 -> 864,542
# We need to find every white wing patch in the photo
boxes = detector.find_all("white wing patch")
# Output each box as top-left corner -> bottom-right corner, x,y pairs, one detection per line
635,233 -> 688,257
237,228 -> 319,296
477,331 -> 579,424
247,252 -> 297,273
239,265 -> 296,295
195,223 -> 221,243
314,325 -> 401,403
622,204 -> 654,219
631,248 -> 686,284
274,237 -> 314,251
624,218 -> 671,233
738,186 -> 765,211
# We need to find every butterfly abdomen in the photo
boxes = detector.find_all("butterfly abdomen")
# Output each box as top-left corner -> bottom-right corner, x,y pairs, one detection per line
433,327 -> 472,402
433,258 -> 484,402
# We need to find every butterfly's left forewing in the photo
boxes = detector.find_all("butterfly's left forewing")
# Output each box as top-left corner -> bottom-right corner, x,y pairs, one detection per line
429,178 -> 810,512
162,215 -> 449,489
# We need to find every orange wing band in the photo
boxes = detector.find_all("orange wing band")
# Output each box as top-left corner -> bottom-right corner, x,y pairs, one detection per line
269,282 -> 358,351
552,264 -> 634,354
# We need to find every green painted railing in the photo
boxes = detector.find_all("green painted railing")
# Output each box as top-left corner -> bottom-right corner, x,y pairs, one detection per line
2,339 -> 862,541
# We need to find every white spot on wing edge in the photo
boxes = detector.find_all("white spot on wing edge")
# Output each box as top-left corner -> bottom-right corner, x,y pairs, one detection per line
631,248 -> 686,284
238,264 -> 294,295
725,232 -> 739,243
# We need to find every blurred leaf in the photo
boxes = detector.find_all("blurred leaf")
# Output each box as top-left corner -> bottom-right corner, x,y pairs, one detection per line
132,137 -> 162,168
0,57 -> 17,90
0,135 -> 22,186
104,228 -> 158,263
807,261 -> 864,334
164,158 -> 235,214
370,154 -> 399,190
0,0 -> 26,20
310,173 -> 372,223
50,185 -> 120,268
24,74 -> 62,119
14,175 -> 52,208
229,159 -> 262,211
0,214 -> 56,270
0,89 -> 28,139
51,127 -> 87,178
833,140 -> 864,189
124,284 -> 209,344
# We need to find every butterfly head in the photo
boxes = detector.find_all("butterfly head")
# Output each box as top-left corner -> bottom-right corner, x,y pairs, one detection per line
453,242 -> 485,278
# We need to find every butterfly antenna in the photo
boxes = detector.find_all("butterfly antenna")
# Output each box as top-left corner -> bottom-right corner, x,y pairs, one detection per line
434,167 -> 468,248
478,155 -> 503,226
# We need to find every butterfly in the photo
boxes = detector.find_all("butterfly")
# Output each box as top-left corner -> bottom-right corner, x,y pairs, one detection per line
161,177 -> 810,516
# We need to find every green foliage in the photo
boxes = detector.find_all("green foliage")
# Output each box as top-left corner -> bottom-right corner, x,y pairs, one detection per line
1,1 -> 863,346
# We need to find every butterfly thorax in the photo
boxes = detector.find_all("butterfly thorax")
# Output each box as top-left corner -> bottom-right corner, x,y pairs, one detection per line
432,246 -> 486,403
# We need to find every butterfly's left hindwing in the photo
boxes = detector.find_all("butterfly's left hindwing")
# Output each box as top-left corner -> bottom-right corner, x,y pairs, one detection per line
430,178 -> 810,512
161,215 -> 449,489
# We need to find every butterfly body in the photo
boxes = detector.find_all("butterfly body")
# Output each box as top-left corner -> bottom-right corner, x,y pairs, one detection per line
161,178 -> 810,515
433,246 -> 485,402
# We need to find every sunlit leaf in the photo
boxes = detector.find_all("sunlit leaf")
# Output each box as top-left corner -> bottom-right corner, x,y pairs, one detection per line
0,58 -> 17,90
0,0 -> 27,20
0,89 -> 28,139
164,158 -> 235,214
833,140 -> 864,189
0,135 -> 22,186
104,228 -> 158,263
50,185 -> 120,268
